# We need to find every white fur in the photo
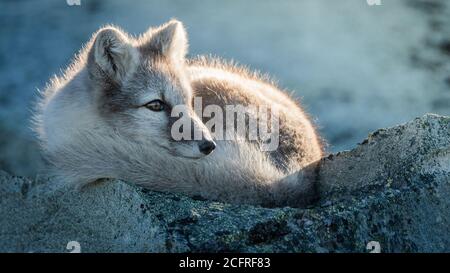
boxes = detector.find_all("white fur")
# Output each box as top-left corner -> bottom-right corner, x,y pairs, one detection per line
34,20 -> 322,207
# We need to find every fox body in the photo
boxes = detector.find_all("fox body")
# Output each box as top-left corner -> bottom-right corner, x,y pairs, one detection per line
35,20 -> 323,207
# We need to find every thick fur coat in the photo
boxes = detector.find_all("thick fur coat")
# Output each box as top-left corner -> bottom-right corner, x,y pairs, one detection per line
34,20 -> 323,207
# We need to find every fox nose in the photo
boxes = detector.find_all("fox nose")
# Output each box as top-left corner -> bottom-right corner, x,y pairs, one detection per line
198,140 -> 216,155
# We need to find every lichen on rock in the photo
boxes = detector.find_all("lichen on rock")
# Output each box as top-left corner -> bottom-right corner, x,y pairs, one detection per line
0,114 -> 449,253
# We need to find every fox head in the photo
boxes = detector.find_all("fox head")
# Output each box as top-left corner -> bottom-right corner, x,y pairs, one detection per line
84,20 -> 215,159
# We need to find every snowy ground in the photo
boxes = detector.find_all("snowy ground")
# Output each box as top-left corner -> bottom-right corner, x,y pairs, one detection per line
0,0 -> 449,177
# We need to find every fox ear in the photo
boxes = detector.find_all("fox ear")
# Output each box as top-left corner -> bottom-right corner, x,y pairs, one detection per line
90,27 -> 137,82
147,20 -> 188,63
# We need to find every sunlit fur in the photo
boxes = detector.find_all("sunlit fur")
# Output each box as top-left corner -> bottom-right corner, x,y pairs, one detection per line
33,20 -> 323,207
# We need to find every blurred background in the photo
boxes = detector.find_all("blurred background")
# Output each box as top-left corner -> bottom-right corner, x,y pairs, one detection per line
0,0 -> 449,177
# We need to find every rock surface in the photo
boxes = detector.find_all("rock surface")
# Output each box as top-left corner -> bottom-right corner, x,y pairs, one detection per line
0,114 -> 449,253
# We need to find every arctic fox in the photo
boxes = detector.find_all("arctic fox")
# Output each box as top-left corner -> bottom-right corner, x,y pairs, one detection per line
34,20 -> 323,207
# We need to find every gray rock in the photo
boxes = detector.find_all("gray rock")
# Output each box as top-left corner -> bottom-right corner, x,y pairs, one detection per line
0,114 -> 449,253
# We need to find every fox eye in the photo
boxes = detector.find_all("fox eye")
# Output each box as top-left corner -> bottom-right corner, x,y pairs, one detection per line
145,100 -> 165,112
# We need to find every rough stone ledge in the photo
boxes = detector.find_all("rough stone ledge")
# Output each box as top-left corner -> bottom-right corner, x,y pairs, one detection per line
0,114 -> 449,252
